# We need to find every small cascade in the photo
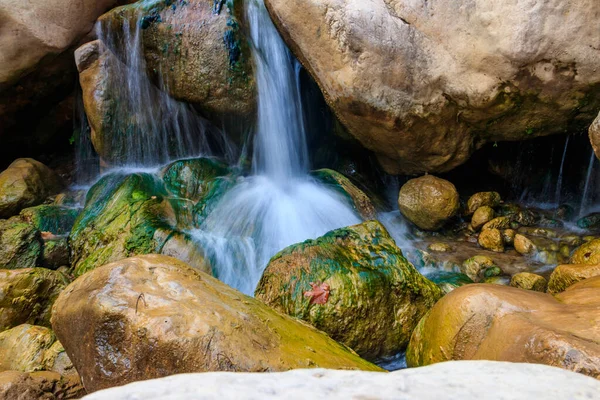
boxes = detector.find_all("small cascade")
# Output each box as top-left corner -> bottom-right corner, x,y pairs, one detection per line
580,149 -> 596,216
554,135 -> 570,205
191,0 -> 360,295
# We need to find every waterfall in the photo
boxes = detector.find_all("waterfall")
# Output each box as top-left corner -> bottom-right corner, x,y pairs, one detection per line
580,149 -> 596,217
191,0 -> 360,295
554,135 -> 570,205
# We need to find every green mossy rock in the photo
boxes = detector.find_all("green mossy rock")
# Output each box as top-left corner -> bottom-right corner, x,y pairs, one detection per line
42,238 -> 70,269
461,255 -> 496,282
20,205 -> 80,235
511,272 -> 547,292
161,157 -> 230,203
70,172 -> 205,277
0,325 -> 75,377
255,221 -> 443,361
398,175 -> 459,231
0,217 -> 43,269
0,159 -> 63,219
0,268 -> 69,332
570,239 -> 600,265
312,169 -> 376,220
426,270 -> 473,294
466,192 -> 501,215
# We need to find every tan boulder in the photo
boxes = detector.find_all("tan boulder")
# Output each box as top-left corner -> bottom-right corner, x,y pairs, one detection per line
571,239 -> 600,265
264,0 -> 600,174
548,264 -> 600,294
398,175 -> 459,230
514,234 -> 536,255
471,206 -> 495,231
0,268 -> 69,332
407,278 -> 600,378
51,255 -> 381,392
510,272 -> 547,292
478,228 -> 504,253
0,159 -> 62,218
0,371 -> 84,400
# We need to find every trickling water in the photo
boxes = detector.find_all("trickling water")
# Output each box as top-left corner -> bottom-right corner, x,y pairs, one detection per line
554,135 -> 570,205
191,0 -> 360,295
580,149 -> 596,216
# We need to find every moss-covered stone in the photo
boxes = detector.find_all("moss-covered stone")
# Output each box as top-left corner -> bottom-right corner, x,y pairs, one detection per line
52,255 -> 381,392
466,192 -> 501,215
255,221 -> 443,361
0,159 -> 63,219
426,270 -> 473,294
0,325 -> 75,377
0,268 -> 69,332
398,175 -> 459,231
548,264 -> 600,294
471,206 -> 494,231
20,205 -> 80,235
427,242 -> 453,253
570,239 -> 600,265
481,216 -> 511,231
461,255 -> 496,282
478,228 -> 504,252
511,272 -> 547,292
161,157 -> 230,203
42,237 -> 70,269
0,217 -> 42,269
501,228 -> 516,246
312,169 -> 376,220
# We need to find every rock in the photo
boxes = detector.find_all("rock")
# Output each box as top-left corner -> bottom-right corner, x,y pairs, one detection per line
81,362 -> 600,400
264,0 -> 600,174
51,255 -> 381,392
0,268 -> 69,332
99,0 -> 255,128
69,172 -> 207,277
0,371 -> 84,400
426,271 -> 473,294
471,206 -> 494,231
483,266 -> 503,278
0,217 -> 42,269
0,159 -> 62,218
467,192 -> 501,215
519,227 -> 558,239
406,278 -> 600,378
510,272 -> 548,292
514,209 -> 537,227
554,204 -> 575,221
514,234 -> 536,255
501,229 -> 516,246
312,169 -> 376,220
161,158 -> 230,203
461,256 -> 496,282
481,216 -> 511,231
42,237 -> 70,269
570,239 -> 600,265
590,111 -> 600,159
19,205 -> 79,236
427,242 -> 453,253
478,228 -> 504,253
0,325 -> 75,377
398,175 -> 459,231
548,264 -> 600,294
578,212 -> 600,232
483,275 -> 511,286
255,221 -> 442,360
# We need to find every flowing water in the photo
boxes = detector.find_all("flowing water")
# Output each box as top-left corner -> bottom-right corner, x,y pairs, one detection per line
554,135 -> 570,205
190,0 -> 360,295
580,149 -> 597,216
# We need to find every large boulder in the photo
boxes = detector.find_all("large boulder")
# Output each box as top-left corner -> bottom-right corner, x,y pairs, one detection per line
81,362 -> 600,400
69,172 -> 208,276
311,169 -> 376,220
406,278 -> 600,378
255,221 -> 443,361
0,371 -> 84,400
398,175 -> 459,230
548,264 -> 600,294
264,0 -> 600,174
51,255 -> 381,393
0,217 -> 43,269
0,159 -> 62,219
0,325 -> 75,377
0,268 -> 69,332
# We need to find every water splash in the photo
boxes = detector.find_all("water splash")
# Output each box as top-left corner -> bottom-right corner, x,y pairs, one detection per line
191,0 -> 360,295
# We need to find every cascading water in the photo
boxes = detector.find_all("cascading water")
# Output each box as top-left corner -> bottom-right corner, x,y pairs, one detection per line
554,135 -> 570,205
580,148 -> 597,216
191,0 -> 360,295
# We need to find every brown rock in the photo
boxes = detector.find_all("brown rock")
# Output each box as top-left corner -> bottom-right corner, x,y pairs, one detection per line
398,175 -> 459,231
0,371 -> 84,400
51,255 -> 381,393
548,264 -> 600,294
471,206 -> 495,231
571,239 -> 600,265
407,278 -> 600,378
478,228 -> 504,253
514,234 -> 536,255
510,272 -> 547,292
467,192 -> 502,215
481,216 -> 511,231
461,255 -> 496,282
502,229 -> 517,246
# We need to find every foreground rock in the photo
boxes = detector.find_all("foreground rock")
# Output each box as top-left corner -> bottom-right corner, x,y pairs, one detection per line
407,278 -> 600,378
0,371 -> 84,400
548,264 -> 600,294
0,159 -> 62,218
83,361 -> 600,400
256,221 -> 442,360
398,175 -> 459,230
0,268 -> 69,332
52,255 -> 381,393
264,0 -> 600,174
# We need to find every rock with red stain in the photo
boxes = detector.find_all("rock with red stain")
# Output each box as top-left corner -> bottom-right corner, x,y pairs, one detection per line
303,282 -> 330,305
256,221 -> 442,361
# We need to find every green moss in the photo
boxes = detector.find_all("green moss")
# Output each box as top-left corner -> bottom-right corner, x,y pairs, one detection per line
20,205 -> 80,235
0,217 -> 43,269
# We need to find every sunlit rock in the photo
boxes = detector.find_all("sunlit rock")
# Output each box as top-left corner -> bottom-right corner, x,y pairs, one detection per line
510,272 -> 547,292
570,239 -> 600,265
478,228 -> 504,253
548,264 -> 600,294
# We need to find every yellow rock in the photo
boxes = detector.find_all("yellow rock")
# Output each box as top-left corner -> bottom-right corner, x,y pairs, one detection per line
548,264 -> 600,294
471,206 -> 494,231
510,272 -> 547,292
478,228 -> 504,252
